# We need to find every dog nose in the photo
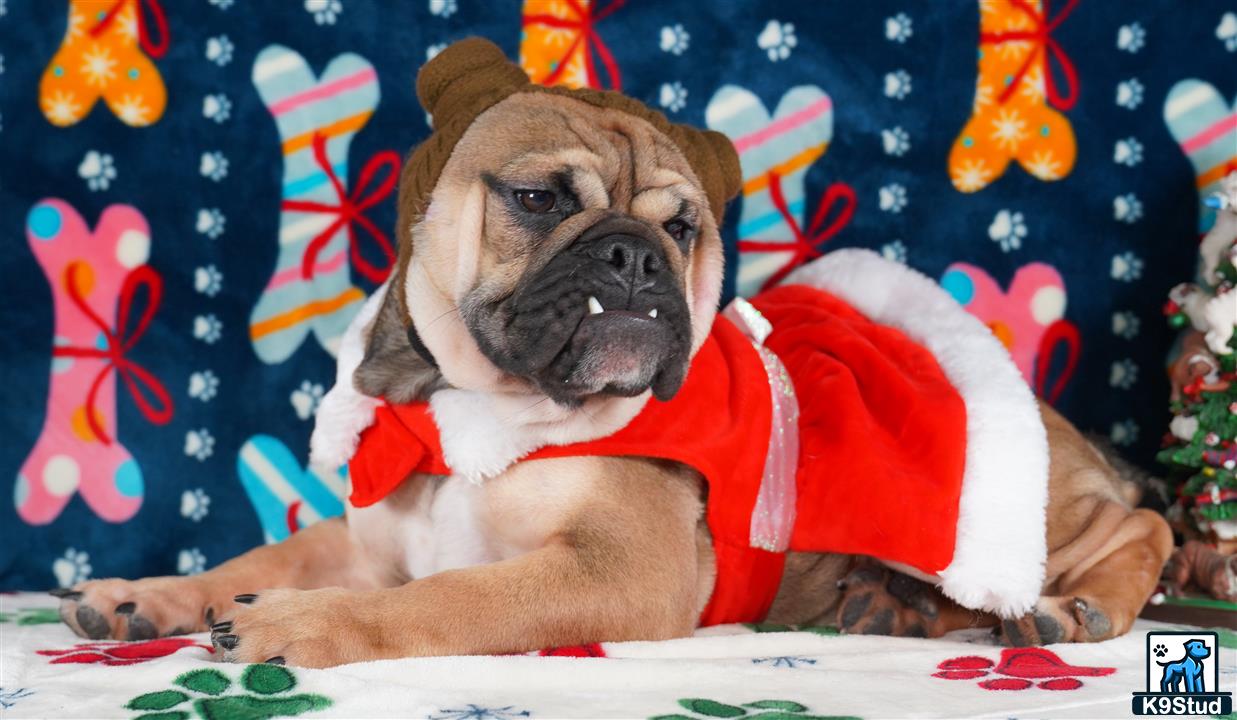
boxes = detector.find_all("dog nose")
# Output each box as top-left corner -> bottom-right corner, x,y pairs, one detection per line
589,234 -> 663,286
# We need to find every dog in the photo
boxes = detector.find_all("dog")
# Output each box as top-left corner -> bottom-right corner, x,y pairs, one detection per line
50,39 -> 1174,667
1159,640 -> 1210,693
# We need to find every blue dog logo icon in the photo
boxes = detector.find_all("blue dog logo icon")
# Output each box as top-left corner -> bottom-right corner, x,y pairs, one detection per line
1157,639 -> 1211,694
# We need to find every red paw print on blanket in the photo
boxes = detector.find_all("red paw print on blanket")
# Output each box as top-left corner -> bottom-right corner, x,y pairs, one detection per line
934,647 -> 1115,691
38,637 -> 211,666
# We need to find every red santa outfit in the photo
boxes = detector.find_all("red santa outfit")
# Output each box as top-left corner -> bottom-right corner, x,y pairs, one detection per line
325,250 -> 1051,623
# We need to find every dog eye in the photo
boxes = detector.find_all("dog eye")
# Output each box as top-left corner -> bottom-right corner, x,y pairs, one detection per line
664,219 -> 693,243
515,190 -> 556,213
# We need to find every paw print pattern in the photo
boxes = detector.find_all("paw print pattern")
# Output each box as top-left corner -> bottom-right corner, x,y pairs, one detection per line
988,209 -> 1028,252
426,43 -> 446,61
290,381 -> 324,420
124,666 -> 329,719
1111,311 -> 1140,339
188,370 -> 219,402
660,24 -> 690,55
881,240 -> 908,264
657,698 -> 827,720
53,547 -> 92,587
193,314 -> 223,344
1115,79 -> 1144,110
194,265 -> 223,297
1111,251 -> 1144,282
884,69 -> 911,100
885,12 -> 913,43
202,93 -> 231,123
1110,419 -> 1139,447
78,151 -> 116,191
199,151 -> 228,181
1153,643 -> 1169,658
659,81 -> 687,112
429,0 -> 457,18
1117,23 -> 1145,53
180,488 -> 210,521
948,0 -> 1078,192
205,35 -> 233,67
184,429 -> 215,462
1218,12 -> 1237,52
757,20 -> 797,62
878,183 -> 907,213
305,0 -> 342,25
1113,137 -> 1143,167
882,126 -> 910,156
208,0 -> 234,8
195,208 -> 226,239
177,548 -> 206,575
1113,193 -> 1143,223
1109,358 -> 1139,389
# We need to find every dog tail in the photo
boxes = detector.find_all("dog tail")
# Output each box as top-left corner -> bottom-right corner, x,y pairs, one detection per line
1085,433 -> 1171,510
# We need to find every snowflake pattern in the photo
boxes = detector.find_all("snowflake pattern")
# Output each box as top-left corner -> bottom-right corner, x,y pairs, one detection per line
1113,193 -> 1143,224
78,150 -> 116,192
181,488 -> 211,521
44,89 -> 82,125
53,547 -> 91,587
989,107 -> 1027,152
1024,150 -> 1064,181
1111,251 -> 1144,282
193,314 -> 223,344
988,209 -> 1027,252
659,81 -> 688,112
0,688 -> 35,710
79,43 -> 117,88
881,126 -> 910,156
1115,78 -> 1144,109
184,428 -> 215,462
952,158 -> 992,192
1217,12 -> 1237,52
884,69 -> 911,100
290,381 -> 325,420
878,183 -> 907,213
885,12 -> 913,43
1113,137 -> 1143,167
1110,419 -> 1139,446
753,656 -> 818,668
757,20 -> 797,61
429,706 -> 532,720
177,548 -> 206,575
196,208 -> 226,239
188,370 -> 220,402
205,35 -> 233,66
660,23 -> 690,54
881,240 -> 908,264
113,94 -> 153,125
1117,22 -> 1146,53
194,265 -> 223,297
1109,358 -> 1139,389
200,151 -> 228,181
305,0 -> 342,25
1111,311 -> 1141,339
429,0 -> 457,18
202,93 -> 231,123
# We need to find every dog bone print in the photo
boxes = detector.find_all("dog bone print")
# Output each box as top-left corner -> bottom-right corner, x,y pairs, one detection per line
707,85 -> 852,297
948,0 -> 1079,192
520,0 -> 625,89
941,261 -> 1079,402
237,435 -> 345,544
1163,79 -> 1237,234
40,0 -> 169,127
17,199 -> 173,525
249,45 -> 395,364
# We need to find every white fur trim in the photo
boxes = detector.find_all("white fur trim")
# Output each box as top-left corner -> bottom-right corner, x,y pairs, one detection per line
309,280 -> 389,472
783,249 -> 1049,618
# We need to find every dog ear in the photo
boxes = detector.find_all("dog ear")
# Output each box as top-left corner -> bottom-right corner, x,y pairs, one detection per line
667,125 -> 742,224
354,285 -> 445,403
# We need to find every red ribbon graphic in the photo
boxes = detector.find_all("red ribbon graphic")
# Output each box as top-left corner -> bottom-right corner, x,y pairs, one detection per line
1034,318 -> 1080,404
90,0 -> 169,59
50,262 -> 173,445
522,0 -> 625,90
281,132 -> 399,285
979,0 -> 1079,111
737,172 -> 857,291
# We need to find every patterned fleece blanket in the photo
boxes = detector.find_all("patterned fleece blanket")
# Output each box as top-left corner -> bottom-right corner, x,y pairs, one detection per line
1,593 -> 1230,720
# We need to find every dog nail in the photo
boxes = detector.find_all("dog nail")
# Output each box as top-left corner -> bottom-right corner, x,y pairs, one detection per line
835,580 -> 847,591
49,589 -> 82,600
211,621 -> 233,633
114,602 -> 136,615
205,607 -> 215,626
1072,597 -> 1088,612
233,594 -> 257,604
214,634 -> 239,650
265,656 -> 286,665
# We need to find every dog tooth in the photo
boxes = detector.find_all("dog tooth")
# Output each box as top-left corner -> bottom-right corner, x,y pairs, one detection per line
588,296 -> 604,315
648,308 -> 658,318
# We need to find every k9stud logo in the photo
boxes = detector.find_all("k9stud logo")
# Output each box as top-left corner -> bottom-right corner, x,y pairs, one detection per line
1132,631 -> 1233,715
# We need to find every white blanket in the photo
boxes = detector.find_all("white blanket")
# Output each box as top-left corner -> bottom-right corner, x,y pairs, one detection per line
0,593 -> 1228,719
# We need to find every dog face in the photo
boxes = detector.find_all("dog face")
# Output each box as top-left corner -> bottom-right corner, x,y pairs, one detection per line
402,92 -> 725,407
1185,640 -> 1211,660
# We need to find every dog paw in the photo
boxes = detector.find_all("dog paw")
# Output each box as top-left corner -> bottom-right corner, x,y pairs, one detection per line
1001,596 -> 1113,646
51,577 -> 212,641
212,588 -> 375,668
835,560 -> 943,638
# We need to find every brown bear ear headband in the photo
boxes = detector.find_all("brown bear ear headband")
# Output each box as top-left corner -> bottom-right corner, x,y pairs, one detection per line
395,36 -> 743,259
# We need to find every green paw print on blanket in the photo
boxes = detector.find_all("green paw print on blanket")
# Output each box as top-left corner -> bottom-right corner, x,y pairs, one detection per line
125,665 -> 330,720
653,698 -> 859,720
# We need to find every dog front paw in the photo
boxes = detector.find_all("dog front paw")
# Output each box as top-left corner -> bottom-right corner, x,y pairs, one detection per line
212,588 -> 381,668
836,559 -> 946,638
1001,596 -> 1113,646
52,577 -> 212,641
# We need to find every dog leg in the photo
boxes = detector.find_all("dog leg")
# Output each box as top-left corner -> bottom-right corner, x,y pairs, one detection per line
1163,539 -> 1237,602
835,558 -> 995,638
1002,508 -> 1172,645
55,517 -> 377,641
